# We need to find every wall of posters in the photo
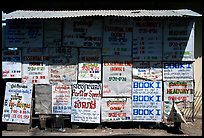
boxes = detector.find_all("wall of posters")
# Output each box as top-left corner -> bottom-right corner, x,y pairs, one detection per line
133,20 -> 162,61
22,48 -> 49,84
102,17 -> 133,55
71,83 -> 101,123
44,19 -> 62,47
49,47 -> 78,85
133,62 -> 162,81
78,48 -> 101,81
2,49 -> 22,79
35,85 -> 52,114
132,81 -> 162,122
163,62 -> 194,81
101,98 -> 132,122
2,82 -> 33,124
52,85 -> 72,114
163,19 -> 194,61
5,19 -> 43,48
103,56 -> 132,97
63,17 -> 103,47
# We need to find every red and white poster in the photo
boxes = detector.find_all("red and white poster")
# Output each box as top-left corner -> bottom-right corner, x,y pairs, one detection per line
71,83 -> 101,123
63,17 -> 103,47
103,56 -> 132,97
101,98 -> 132,122
102,17 -> 133,55
22,47 -> 49,84
2,82 -> 33,124
2,49 -> 22,78
78,48 -> 101,81
52,85 -> 72,114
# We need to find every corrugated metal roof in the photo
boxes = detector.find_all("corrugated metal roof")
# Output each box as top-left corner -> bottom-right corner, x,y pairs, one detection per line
2,9 -> 202,20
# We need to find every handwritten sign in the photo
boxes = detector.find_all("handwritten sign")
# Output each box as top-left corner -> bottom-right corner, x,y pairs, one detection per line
163,19 -> 195,61
5,19 -> 43,48
133,20 -> 162,61
2,82 -> 33,124
22,48 -> 49,84
44,20 -> 62,47
78,48 -> 101,81
71,83 -> 101,123
132,81 -> 162,122
103,56 -> 132,97
2,49 -> 22,78
133,62 -> 162,81
102,17 -> 133,55
163,62 -> 193,80
52,85 -> 72,114
101,98 -> 132,122
49,47 -> 78,85
63,17 -> 103,47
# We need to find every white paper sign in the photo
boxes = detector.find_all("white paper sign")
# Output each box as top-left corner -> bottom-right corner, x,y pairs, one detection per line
52,85 -> 72,114
132,81 -> 162,122
22,48 -> 49,84
49,47 -> 78,85
163,19 -> 195,61
133,20 -> 162,61
133,62 -> 162,81
101,98 -> 132,122
5,19 -> 43,48
103,56 -> 132,97
102,17 -> 133,55
163,62 -> 194,80
2,82 -> 33,124
78,48 -> 101,81
63,18 -> 103,47
71,83 -> 101,123
2,49 -> 22,78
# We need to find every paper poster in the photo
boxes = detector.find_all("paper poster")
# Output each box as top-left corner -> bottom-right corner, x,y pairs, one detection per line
132,81 -> 162,122
163,101 -> 187,123
2,49 -> 22,78
78,48 -> 101,81
49,47 -> 78,85
44,19 -> 62,47
133,20 -> 162,61
71,83 -> 101,123
63,17 -> 103,47
22,48 -> 49,84
163,19 -> 195,61
133,62 -> 162,81
35,85 -> 52,114
163,62 -> 194,80
103,56 -> 132,97
164,81 -> 194,102
5,19 -> 43,48
52,85 -> 72,114
2,82 -> 33,124
101,98 -> 132,122
102,17 -> 133,55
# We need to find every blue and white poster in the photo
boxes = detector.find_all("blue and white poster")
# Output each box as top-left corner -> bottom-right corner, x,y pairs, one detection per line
163,62 -> 194,81
132,81 -> 162,122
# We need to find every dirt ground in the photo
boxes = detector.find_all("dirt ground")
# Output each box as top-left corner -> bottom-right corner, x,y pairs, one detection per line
2,115 -> 202,136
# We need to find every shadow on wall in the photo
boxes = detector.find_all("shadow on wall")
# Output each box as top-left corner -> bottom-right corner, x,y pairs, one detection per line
194,17 -> 202,59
